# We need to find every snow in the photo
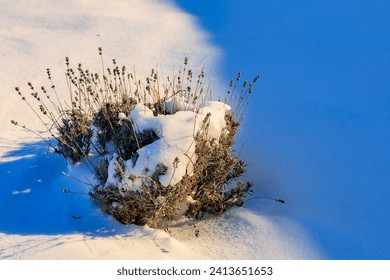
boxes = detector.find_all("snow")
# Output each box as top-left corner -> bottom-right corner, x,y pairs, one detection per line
11,189 -> 32,195
3,0 -> 387,261
104,101 -> 230,192
176,0 -> 390,259
0,0 -> 318,260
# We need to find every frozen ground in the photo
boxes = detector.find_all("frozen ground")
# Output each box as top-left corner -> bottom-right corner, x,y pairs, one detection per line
1,0 -> 388,260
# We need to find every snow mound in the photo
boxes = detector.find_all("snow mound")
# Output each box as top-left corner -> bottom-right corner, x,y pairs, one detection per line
105,101 -> 231,192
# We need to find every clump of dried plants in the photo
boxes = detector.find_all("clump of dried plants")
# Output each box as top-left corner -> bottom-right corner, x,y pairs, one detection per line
12,48 -> 259,229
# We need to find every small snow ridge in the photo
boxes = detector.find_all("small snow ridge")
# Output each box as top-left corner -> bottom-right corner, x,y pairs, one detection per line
12,189 -> 32,195
0,154 -> 35,163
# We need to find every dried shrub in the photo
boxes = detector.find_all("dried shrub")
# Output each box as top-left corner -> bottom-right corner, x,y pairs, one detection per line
90,112 -> 252,228
12,48 -> 259,229
93,97 -> 137,154
57,109 -> 93,164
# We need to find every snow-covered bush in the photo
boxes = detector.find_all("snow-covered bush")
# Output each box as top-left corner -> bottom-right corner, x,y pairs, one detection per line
12,48 -> 259,229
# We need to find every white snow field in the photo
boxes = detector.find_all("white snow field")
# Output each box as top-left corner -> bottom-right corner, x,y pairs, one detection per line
0,0 -> 320,259
4,0 -> 389,261
177,0 -> 390,260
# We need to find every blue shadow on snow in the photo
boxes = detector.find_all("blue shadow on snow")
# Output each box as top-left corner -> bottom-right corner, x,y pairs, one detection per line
0,141 -> 130,236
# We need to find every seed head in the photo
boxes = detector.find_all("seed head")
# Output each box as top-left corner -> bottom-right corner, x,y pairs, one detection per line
173,157 -> 180,168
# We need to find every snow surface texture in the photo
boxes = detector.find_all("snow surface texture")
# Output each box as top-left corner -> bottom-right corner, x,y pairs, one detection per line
0,0 -> 322,259
177,0 -> 390,259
